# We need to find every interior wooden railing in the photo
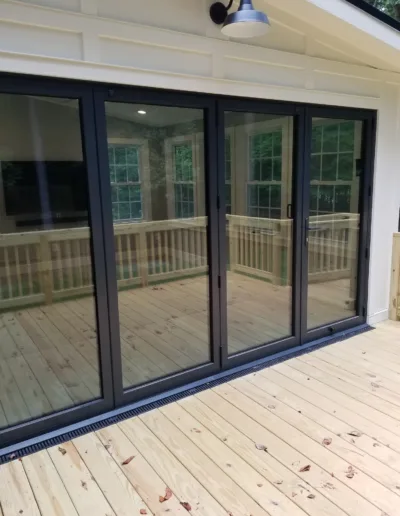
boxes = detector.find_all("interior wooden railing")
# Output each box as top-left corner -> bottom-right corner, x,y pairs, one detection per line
0,214 -> 359,311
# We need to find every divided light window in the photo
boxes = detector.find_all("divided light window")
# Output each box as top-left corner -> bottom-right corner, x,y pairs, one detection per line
248,131 -> 282,219
108,144 -> 143,222
310,121 -> 355,216
173,143 -> 195,218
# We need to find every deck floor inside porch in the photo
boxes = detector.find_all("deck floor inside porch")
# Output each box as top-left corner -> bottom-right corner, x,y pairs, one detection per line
0,272 -> 352,427
2,321 -> 400,516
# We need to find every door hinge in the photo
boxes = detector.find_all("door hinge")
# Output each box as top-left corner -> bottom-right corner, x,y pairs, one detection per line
362,306 -> 367,317
217,195 -> 220,210
218,275 -> 221,289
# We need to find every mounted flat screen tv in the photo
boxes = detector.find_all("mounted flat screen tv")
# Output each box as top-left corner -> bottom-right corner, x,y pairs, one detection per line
1,161 -> 89,227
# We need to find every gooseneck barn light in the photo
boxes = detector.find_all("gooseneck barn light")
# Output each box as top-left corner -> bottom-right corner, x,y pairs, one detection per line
210,0 -> 270,38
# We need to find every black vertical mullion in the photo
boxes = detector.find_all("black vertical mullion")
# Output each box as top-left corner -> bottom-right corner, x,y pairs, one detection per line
216,103 -> 228,366
206,100 -> 223,368
292,108 -> 306,344
356,114 -> 376,318
300,107 -> 312,342
80,90 -> 115,408
92,89 -> 124,406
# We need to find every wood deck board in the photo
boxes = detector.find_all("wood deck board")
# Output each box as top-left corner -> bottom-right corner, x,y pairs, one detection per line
2,322 -> 400,514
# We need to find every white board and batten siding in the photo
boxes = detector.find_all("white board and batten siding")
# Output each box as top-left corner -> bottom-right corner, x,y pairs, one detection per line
0,0 -> 399,325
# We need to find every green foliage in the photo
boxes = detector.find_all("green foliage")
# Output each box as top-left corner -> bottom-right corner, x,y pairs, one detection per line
363,0 -> 400,21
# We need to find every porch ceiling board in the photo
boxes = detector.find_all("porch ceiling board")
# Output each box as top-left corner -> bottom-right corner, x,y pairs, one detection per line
2,321 -> 400,515
263,0 -> 400,73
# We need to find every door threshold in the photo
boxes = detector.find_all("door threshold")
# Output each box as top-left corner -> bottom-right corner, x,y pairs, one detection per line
0,323 -> 372,463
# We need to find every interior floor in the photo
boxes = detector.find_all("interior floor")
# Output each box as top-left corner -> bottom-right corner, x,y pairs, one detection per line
0,273 -> 353,430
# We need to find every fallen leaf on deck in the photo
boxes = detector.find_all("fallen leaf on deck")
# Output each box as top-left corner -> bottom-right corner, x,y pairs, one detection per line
346,466 -> 355,479
362,351 -> 366,354
191,428 -> 202,433
292,492 -> 297,497
140,510 -> 147,515
274,480 -> 283,485
268,405 -> 276,410
299,465 -> 311,472
272,501 -> 278,506
373,443 -> 380,447
348,431 -> 361,437
58,447 -> 67,455
8,453 -> 16,460
81,481 -> 88,491
180,502 -> 192,511
255,443 -> 268,451
121,455 -> 135,465
322,438 -> 332,446
257,483 -> 263,487
307,494 -> 316,499
371,382 -> 380,388
159,487 -> 173,503
104,444 -> 111,450
323,482 -> 335,490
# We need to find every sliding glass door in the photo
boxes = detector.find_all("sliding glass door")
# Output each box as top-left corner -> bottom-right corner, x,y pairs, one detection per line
222,110 -> 296,356
0,75 -> 375,450
218,102 -> 374,367
303,109 -> 373,342
0,78 -> 114,449
94,89 -> 221,405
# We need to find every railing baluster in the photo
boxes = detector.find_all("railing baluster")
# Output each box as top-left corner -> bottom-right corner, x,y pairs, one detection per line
171,230 -> 177,272
15,246 -> 22,297
4,246 -> 12,298
26,245 -> 34,295
164,231 -> 170,273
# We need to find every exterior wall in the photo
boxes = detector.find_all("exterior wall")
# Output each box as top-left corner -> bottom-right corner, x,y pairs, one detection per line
0,0 -> 399,324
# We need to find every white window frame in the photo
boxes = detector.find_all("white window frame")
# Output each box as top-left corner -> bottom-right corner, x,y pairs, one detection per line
165,134 -> 204,219
310,119 -> 360,217
228,117 -> 292,218
108,138 -> 151,222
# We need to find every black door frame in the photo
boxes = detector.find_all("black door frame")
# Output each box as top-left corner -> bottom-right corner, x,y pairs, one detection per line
216,99 -> 303,369
0,73 -> 377,450
0,76 -> 115,449
301,106 -> 376,344
93,87 -> 222,407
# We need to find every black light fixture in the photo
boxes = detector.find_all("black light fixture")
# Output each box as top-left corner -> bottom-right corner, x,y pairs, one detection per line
210,0 -> 270,38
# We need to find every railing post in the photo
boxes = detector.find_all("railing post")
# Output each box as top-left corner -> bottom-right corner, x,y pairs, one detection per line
39,234 -> 53,305
272,223 -> 283,286
229,218 -> 237,272
347,217 -> 358,311
138,227 -> 149,288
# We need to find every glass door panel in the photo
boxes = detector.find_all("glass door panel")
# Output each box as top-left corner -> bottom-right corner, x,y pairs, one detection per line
104,102 -> 211,390
0,93 -> 102,431
224,112 -> 294,355
307,118 -> 363,330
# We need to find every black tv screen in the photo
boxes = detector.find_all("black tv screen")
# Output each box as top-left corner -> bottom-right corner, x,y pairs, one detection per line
2,161 -> 89,225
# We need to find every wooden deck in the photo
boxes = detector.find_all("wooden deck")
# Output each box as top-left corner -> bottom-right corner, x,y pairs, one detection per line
0,272 -> 352,428
2,321 -> 400,515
